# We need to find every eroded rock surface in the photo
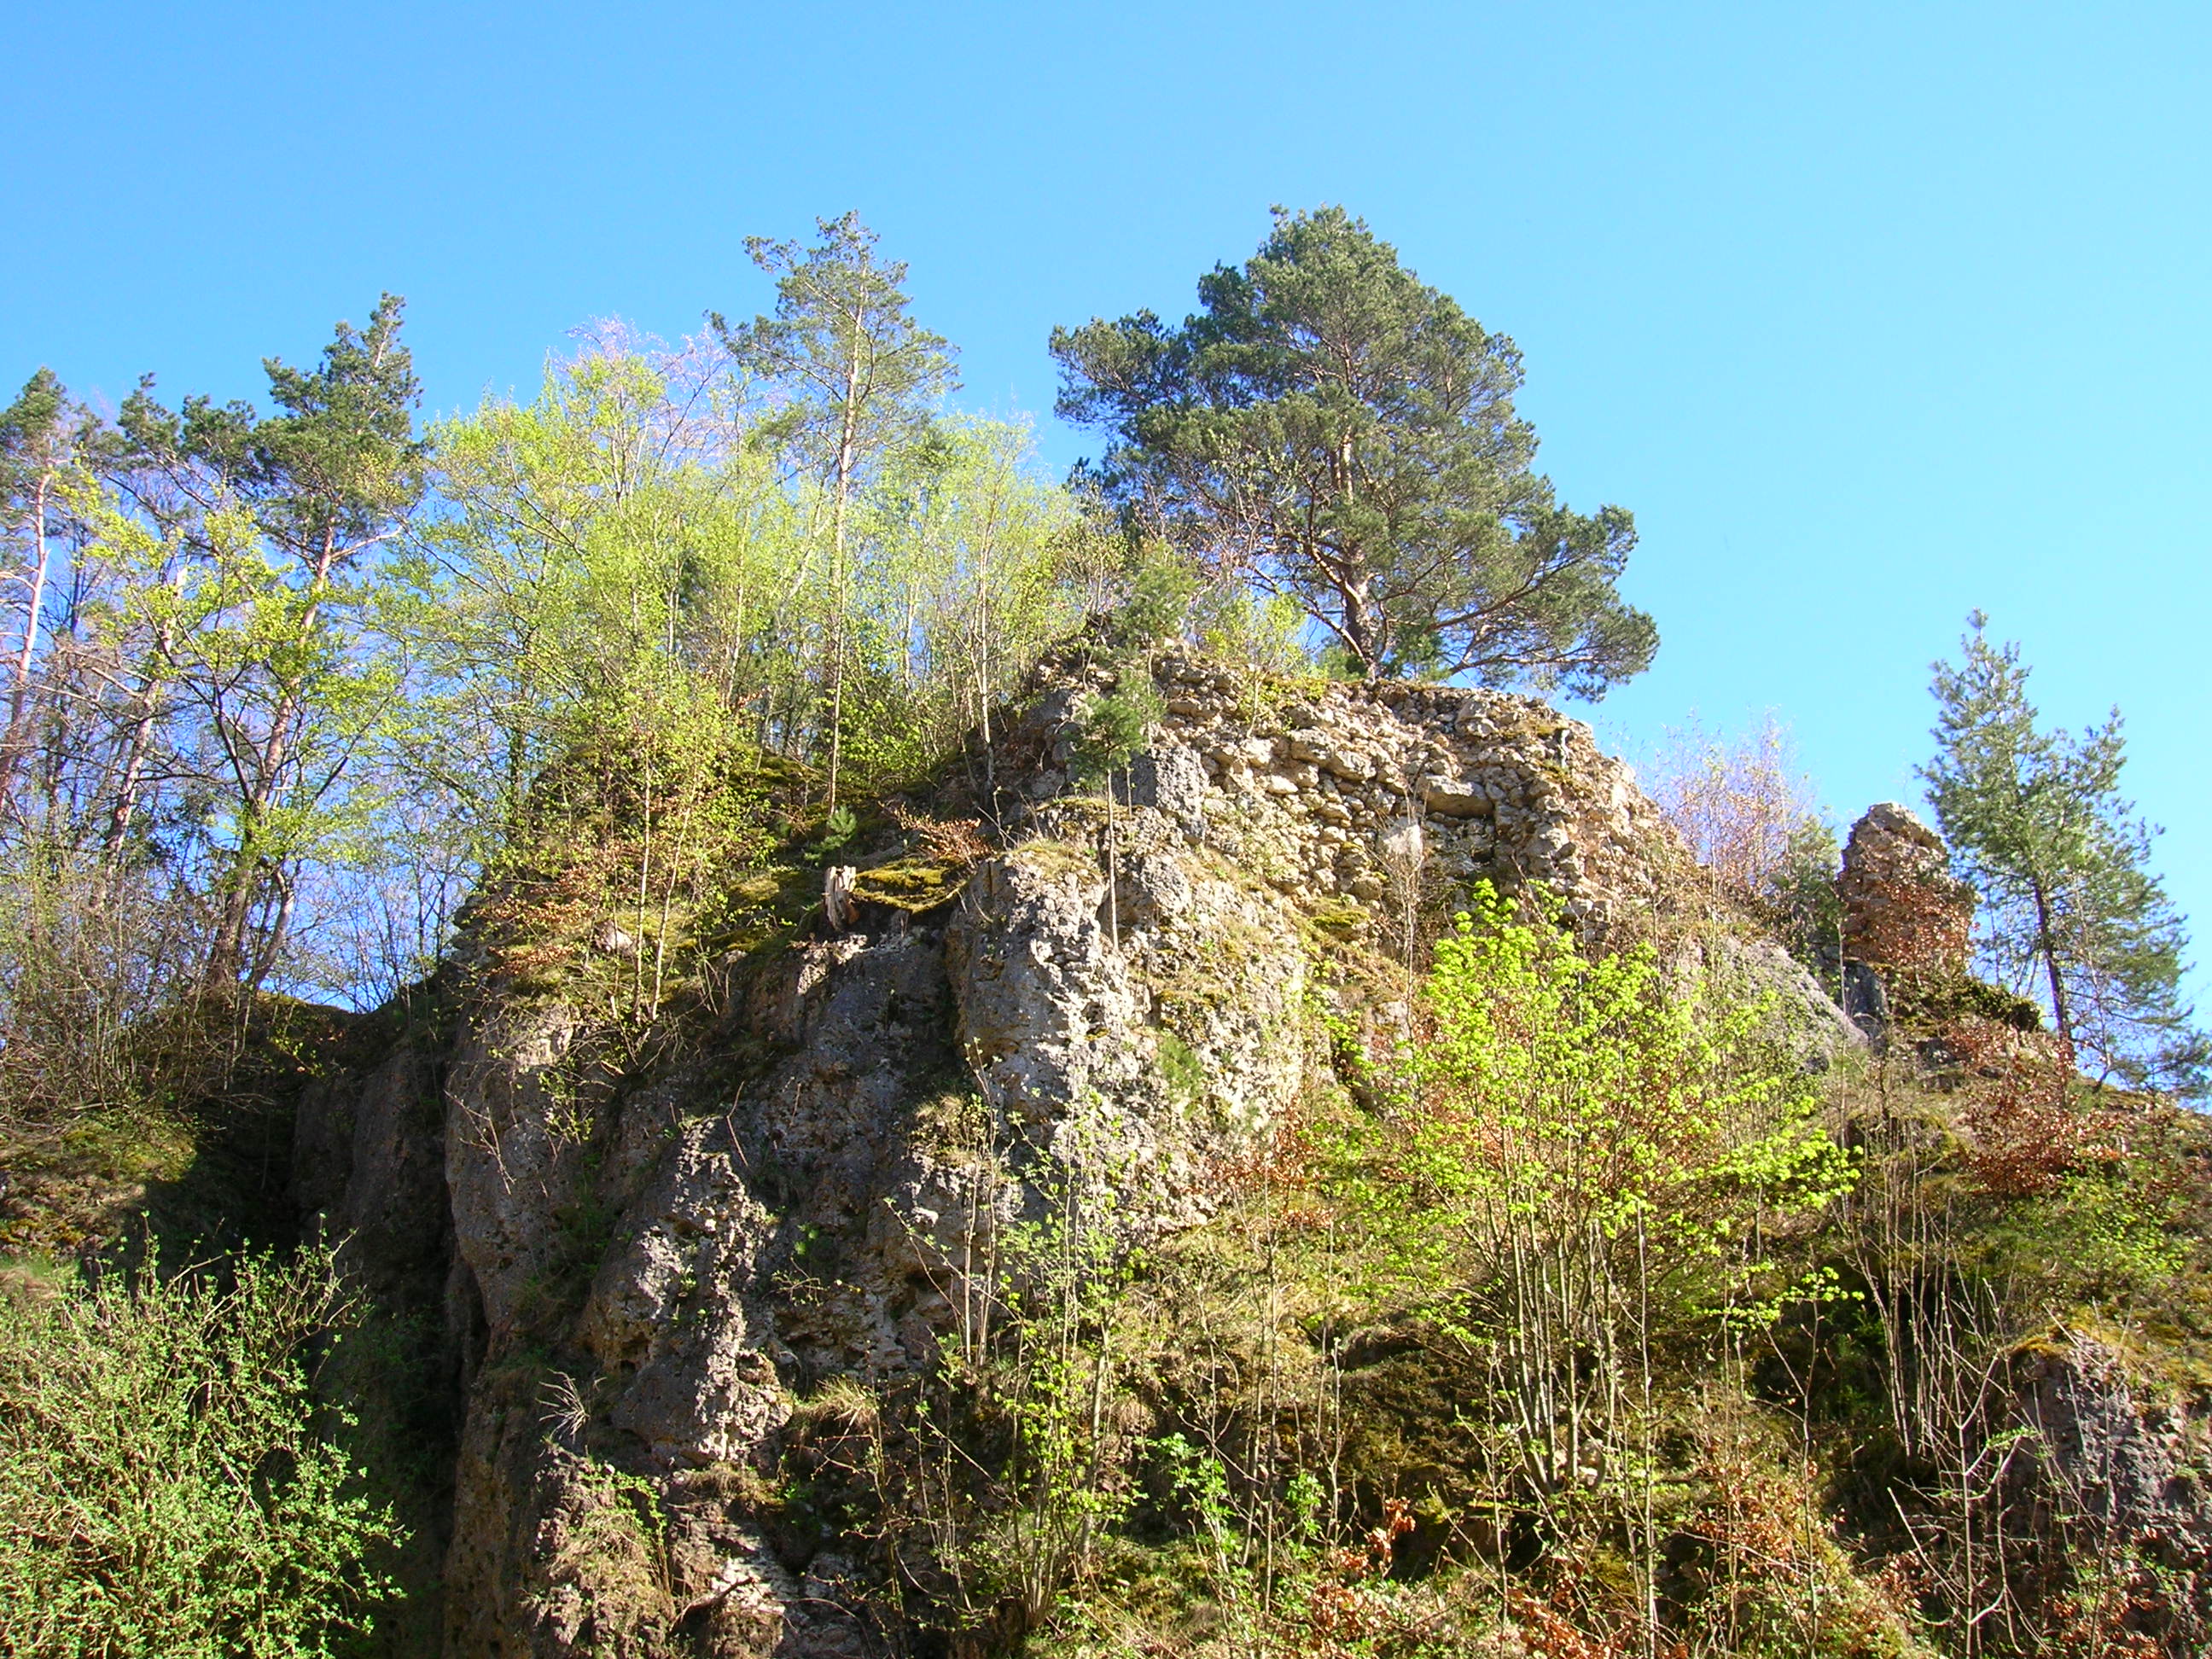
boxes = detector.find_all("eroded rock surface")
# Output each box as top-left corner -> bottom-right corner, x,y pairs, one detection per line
1001,655 -> 1684,936
949,828 -> 1308,1231
292,652 -> 1819,1656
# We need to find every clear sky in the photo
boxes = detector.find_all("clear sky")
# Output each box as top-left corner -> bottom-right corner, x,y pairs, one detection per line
5,1 -> 2208,992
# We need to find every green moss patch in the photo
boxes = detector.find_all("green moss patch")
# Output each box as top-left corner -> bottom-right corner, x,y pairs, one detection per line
851,857 -> 969,914
1895,969 -> 2045,1033
1011,836 -> 1103,884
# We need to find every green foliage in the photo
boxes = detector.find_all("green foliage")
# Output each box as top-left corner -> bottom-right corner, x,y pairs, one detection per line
405,324 -> 1089,857
1099,540 -> 1200,659
17,212 -> 2212,1659
0,229 -> 1102,1036
849,411 -> 1092,783
1894,969 -> 2045,1033
1052,206 -> 1656,692
1155,1030 -> 1206,1103
107,295 -> 428,989
714,211 -> 961,812
1923,614 -> 2207,1094
1070,678 -> 1163,789
807,804 -> 860,861
915,1138 -> 1139,1645
536,1457 -> 675,1646
0,1245 -> 404,1656
396,341 -> 794,854
1365,884 -> 1854,1349
151,293 -> 428,557
478,707 -> 779,1032
1982,1162 -> 2191,1309
712,211 -> 958,489
1064,538 -> 1191,815
1299,905 -> 1854,1641
1194,584 -> 1315,678
996,888 -> 1881,1657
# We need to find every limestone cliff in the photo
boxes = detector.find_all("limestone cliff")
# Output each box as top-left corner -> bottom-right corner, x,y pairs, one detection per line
292,654 -> 1855,1657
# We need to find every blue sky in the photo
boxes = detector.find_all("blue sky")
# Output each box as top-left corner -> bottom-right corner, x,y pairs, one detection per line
5,1 -> 2209,991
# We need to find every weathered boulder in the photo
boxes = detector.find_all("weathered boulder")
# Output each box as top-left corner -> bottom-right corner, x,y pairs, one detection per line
444,998 -> 597,1345
1664,929 -> 1866,1071
948,816 -> 1309,1230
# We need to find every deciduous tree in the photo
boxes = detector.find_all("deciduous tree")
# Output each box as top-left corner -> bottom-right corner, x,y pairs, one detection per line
0,370 -> 91,804
110,295 -> 427,988
713,212 -> 958,811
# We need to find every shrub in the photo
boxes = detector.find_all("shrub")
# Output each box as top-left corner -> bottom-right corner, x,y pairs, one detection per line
0,1244 -> 403,1656
1343,882 -> 1855,1642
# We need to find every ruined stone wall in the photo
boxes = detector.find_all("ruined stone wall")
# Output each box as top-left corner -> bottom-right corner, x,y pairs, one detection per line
1837,800 -> 1975,980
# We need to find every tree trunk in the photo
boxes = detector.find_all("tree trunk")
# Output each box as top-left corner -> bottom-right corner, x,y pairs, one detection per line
1342,572 -> 1381,679
2028,871 -> 2075,1057
0,466 -> 54,804
102,643 -> 169,863
206,526 -> 343,992
824,353 -> 864,818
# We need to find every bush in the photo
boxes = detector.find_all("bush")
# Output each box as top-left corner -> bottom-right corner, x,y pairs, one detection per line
0,1245 -> 403,1656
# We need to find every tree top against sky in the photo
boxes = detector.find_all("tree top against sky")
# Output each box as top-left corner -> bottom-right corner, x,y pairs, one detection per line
1051,207 -> 1655,694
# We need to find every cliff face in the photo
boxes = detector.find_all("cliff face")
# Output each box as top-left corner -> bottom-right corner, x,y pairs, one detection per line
1072,653 -> 1680,930
293,655 -> 1848,1657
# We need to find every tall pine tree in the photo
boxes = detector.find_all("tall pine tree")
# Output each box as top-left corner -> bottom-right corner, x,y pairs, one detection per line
1922,614 -> 2207,1096
1051,207 -> 1654,691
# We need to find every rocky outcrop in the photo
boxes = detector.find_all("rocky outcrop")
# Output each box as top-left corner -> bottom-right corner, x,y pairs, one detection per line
291,1042 -> 451,1308
2015,1334 -> 2212,1556
289,651 -> 1813,1656
949,821 -> 1309,1231
1832,800 -> 2061,1072
1838,801 -> 1974,983
999,654 -> 1684,937
1663,930 -> 1866,1071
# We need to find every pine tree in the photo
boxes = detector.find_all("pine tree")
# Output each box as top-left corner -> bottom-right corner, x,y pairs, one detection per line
1921,614 -> 2207,1095
1051,207 -> 1655,692
114,294 -> 427,989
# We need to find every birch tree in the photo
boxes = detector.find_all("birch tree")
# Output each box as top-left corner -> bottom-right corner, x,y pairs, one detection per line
713,212 -> 957,812
108,294 -> 426,988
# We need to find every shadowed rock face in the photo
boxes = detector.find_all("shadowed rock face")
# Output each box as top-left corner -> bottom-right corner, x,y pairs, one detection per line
291,655 -> 1854,1656
2014,1335 -> 2212,1546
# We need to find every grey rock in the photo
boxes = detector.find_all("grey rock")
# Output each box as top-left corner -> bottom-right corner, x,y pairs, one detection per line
295,649 -> 1767,1655
2017,1335 -> 2212,1542
1667,931 -> 1866,1072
